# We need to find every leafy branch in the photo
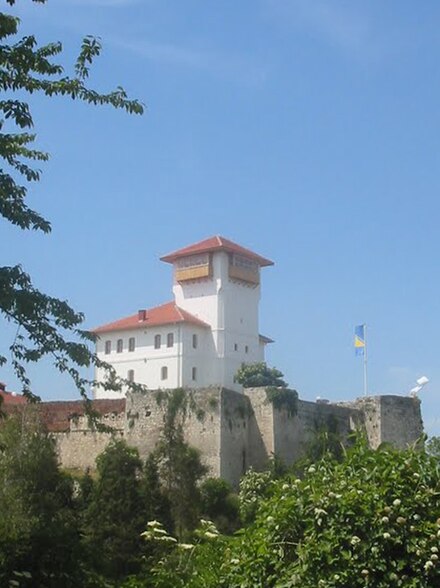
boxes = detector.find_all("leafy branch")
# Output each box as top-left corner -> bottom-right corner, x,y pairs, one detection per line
0,0 -> 144,397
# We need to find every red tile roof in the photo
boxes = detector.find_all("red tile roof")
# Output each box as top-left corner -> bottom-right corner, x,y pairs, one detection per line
0,397 -> 126,432
0,390 -> 27,406
38,399 -> 126,432
160,235 -> 274,267
93,301 -> 209,334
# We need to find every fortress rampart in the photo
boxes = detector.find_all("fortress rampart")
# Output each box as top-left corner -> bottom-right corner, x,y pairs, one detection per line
5,388 -> 424,486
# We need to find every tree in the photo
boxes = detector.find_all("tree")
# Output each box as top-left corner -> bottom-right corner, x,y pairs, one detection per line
200,477 -> 239,533
164,439 -> 440,587
84,440 -> 147,580
0,410 -> 84,587
153,389 -> 208,538
0,0 -> 143,399
234,362 -> 288,388
235,362 -> 298,417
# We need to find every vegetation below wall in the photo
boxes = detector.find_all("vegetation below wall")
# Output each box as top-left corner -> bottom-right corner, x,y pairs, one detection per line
1,407 -> 438,587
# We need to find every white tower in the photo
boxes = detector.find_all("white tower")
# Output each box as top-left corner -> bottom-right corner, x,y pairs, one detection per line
161,236 -> 273,390
93,236 -> 273,396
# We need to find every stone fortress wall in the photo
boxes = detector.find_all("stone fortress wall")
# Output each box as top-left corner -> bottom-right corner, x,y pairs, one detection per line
31,388 -> 424,487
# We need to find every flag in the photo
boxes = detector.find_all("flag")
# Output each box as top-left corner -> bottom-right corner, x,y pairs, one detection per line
354,324 -> 365,356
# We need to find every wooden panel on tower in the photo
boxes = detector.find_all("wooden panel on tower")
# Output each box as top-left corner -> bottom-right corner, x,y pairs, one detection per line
175,253 -> 212,282
228,254 -> 260,284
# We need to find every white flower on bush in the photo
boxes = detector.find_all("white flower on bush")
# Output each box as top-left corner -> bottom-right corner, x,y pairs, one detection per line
141,520 -> 177,544
156,536 -> 177,543
350,535 -> 361,546
195,519 -> 220,541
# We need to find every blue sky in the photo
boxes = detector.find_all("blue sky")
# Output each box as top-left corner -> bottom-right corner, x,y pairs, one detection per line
1,0 -> 440,435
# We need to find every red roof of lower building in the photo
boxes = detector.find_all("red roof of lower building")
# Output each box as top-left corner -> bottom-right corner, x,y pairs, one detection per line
93,301 -> 209,334
0,397 -> 126,432
38,399 -> 126,432
160,235 -> 274,267
0,390 -> 27,406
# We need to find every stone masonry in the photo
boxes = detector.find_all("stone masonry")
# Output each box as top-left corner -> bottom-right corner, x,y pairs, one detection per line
8,388 -> 424,487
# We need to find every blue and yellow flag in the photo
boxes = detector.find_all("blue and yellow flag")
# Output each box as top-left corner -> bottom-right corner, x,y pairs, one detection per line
354,324 -> 365,356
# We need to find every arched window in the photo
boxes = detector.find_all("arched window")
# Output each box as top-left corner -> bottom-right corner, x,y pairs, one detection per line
192,334 -> 198,349
128,337 -> 135,352
117,339 -> 123,353
154,334 -> 161,349
105,340 -> 111,354
127,369 -> 134,382
161,366 -> 168,380
167,333 -> 174,348
192,367 -> 197,381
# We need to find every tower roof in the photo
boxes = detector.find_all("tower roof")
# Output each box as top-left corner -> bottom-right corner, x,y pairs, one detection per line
160,235 -> 274,267
93,301 -> 209,334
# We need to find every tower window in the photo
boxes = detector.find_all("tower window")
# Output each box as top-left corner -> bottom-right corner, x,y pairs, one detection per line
127,369 -> 134,382
117,339 -> 123,353
234,343 -> 238,351
192,333 -> 198,349
161,366 -> 168,380
167,333 -> 174,348
105,340 -> 111,355
128,337 -> 135,352
245,345 -> 249,353
192,367 -> 197,381
154,334 -> 161,349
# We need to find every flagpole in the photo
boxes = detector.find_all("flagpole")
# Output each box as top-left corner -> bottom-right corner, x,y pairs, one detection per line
363,323 -> 368,396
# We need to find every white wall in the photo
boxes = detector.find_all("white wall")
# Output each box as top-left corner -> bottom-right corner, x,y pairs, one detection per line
94,325 -> 182,398
96,248 -> 270,397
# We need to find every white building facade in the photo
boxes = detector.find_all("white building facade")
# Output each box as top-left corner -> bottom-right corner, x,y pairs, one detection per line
94,236 -> 273,398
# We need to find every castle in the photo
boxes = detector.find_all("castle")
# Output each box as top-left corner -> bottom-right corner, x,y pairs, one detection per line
0,236 -> 425,486
93,235 -> 273,395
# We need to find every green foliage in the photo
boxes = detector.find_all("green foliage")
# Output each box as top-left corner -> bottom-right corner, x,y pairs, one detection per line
235,362 -> 288,388
265,387 -> 298,417
143,440 -> 440,587
0,412 -> 84,587
200,477 -> 240,533
235,363 -> 299,416
426,436 -> 440,459
154,432 -> 207,539
185,440 -> 440,587
84,440 -> 147,580
238,467 -> 274,525
132,519 -> 226,588
297,414 -> 347,468
0,0 -> 143,398
141,454 -> 172,531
